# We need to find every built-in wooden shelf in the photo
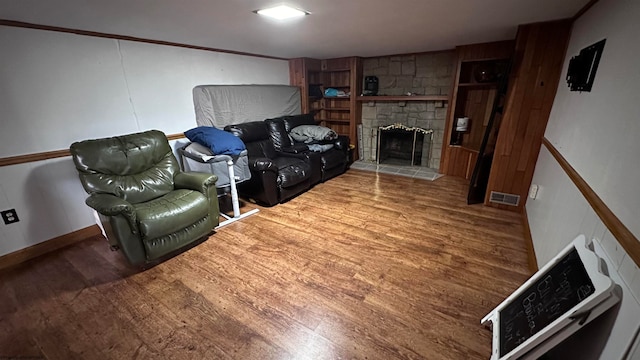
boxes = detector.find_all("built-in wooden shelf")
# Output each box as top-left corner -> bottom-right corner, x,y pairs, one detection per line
449,145 -> 480,153
318,118 -> 350,124
356,95 -> 449,102
290,56 -> 362,160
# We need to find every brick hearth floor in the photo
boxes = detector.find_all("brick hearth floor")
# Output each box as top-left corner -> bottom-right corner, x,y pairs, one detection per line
350,160 -> 443,181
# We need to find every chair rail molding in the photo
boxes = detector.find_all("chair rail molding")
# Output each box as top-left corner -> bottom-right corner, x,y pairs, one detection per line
0,133 -> 186,167
542,137 -> 640,267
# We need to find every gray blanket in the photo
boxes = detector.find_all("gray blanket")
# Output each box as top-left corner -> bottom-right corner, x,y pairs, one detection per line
290,125 -> 338,144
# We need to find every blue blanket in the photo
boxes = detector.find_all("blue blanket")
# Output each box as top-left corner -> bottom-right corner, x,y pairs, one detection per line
184,126 -> 246,156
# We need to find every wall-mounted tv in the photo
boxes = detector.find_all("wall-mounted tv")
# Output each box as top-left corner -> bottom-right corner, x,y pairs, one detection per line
566,39 -> 606,92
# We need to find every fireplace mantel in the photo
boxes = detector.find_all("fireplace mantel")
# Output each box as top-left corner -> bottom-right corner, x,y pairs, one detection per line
357,95 -> 448,102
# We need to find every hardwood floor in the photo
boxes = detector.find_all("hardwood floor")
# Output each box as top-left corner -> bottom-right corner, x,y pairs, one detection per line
0,170 -> 531,360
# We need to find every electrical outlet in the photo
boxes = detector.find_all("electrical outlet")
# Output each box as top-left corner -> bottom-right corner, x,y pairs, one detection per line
1,209 -> 20,224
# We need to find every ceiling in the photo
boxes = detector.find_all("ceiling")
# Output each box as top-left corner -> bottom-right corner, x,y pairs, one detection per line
0,0 -> 589,59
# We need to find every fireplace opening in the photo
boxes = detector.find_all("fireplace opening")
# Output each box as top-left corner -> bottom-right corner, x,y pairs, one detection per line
376,124 -> 433,166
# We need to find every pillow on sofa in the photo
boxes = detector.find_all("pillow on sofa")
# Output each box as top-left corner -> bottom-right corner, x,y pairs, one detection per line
184,126 -> 246,156
290,125 -> 338,144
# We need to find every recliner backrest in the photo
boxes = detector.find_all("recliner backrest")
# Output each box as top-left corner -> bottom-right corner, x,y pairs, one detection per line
265,117 -> 294,151
225,122 -> 278,159
282,114 -> 317,133
70,130 -> 179,204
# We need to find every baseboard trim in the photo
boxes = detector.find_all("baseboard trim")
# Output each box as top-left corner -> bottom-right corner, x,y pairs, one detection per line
521,208 -> 538,274
0,225 -> 101,272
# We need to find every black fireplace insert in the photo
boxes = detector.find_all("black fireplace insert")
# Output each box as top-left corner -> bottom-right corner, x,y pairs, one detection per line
376,124 -> 433,166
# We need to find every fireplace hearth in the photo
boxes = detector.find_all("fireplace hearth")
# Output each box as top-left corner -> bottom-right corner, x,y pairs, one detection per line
376,124 -> 433,166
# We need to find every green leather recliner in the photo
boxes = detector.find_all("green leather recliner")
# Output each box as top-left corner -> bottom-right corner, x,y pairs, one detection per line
70,130 -> 219,267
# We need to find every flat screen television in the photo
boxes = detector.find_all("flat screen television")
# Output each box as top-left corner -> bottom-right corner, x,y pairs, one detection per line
566,39 -> 606,92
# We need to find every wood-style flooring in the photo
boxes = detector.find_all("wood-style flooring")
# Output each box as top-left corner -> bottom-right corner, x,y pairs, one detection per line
0,170 -> 531,360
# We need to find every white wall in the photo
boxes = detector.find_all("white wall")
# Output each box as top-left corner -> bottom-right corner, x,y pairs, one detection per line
529,149 -> 640,359
0,25 -> 289,257
527,0 -> 640,358
542,0 -> 640,243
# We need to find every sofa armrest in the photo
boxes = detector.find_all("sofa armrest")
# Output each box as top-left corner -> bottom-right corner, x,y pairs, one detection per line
85,193 -> 138,234
174,172 -> 218,193
334,135 -> 350,151
174,172 -> 219,224
280,143 -> 309,154
275,151 -> 310,160
251,158 -> 278,173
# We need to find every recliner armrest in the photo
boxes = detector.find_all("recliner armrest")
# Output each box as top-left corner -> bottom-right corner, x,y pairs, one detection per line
174,172 -> 219,223
276,151 -> 309,160
334,135 -> 350,151
85,193 -> 138,234
174,172 -> 218,193
280,143 -> 309,154
251,158 -> 278,173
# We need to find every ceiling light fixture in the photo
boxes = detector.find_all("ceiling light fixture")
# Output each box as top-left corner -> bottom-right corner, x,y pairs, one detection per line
254,5 -> 309,20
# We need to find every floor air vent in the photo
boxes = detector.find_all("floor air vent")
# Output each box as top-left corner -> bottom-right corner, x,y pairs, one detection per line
489,191 -> 520,206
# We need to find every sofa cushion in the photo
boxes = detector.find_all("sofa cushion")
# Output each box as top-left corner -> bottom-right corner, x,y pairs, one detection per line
134,189 -> 209,240
242,139 -> 277,159
308,144 -> 334,152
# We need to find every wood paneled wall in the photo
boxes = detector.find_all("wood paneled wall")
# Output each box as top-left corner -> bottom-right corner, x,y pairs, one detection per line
349,57 -> 363,148
288,58 -> 320,115
440,40 -> 514,178
486,20 -> 573,210
445,147 -> 479,180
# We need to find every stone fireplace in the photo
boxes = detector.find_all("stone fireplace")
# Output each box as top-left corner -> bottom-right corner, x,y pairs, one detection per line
360,101 -> 447,169
360,52 -> 454,169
